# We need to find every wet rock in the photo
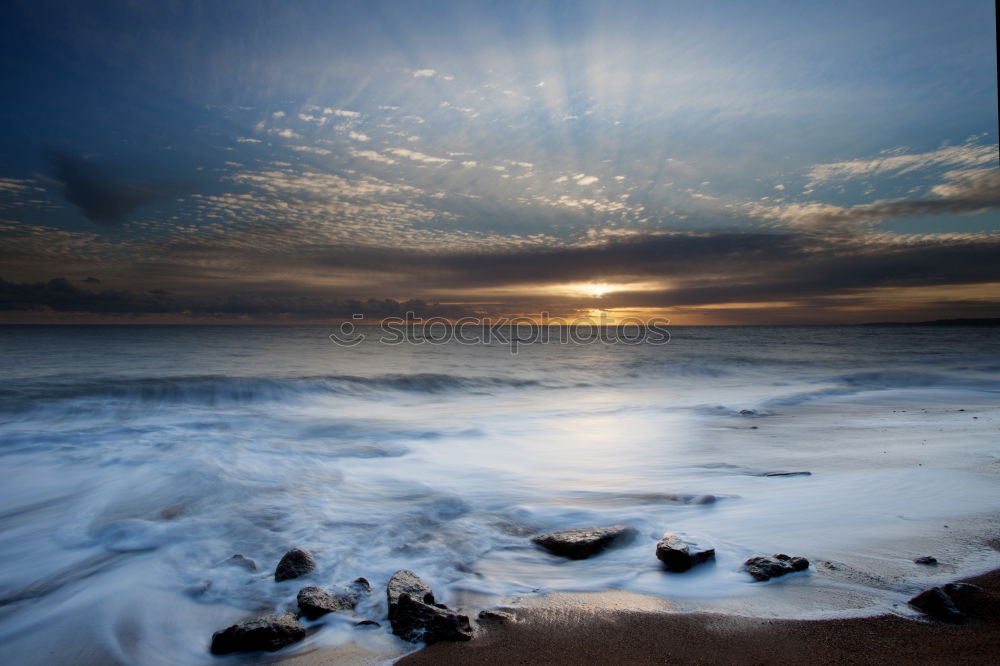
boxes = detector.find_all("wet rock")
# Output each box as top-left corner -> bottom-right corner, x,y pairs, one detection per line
913,555 -> 938,565
477,609 -> 516,624
532,525 -> 634,560
744,553 -> 809,581
297,577 -> 371,619
274,548 -> 315,582
355,620 -> 381,629
908,586 -> 964,621
227,554 -> 257,571
655,532 -> 715,572
943,582 -> 984,606
387,570 -> 436,618
386,570 -> 472,644
297,587 -> 352,619
392,592 -> 473,643
210,612 -> 305,654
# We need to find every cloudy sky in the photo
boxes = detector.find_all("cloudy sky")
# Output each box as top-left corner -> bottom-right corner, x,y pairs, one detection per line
1,0 -> 997,324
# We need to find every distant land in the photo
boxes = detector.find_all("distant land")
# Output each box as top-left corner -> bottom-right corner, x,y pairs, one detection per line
860,318 -> 1000,327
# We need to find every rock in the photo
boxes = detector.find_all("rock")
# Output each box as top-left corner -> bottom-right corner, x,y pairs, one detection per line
274,548 -> 315,582
210,612 -> 305,654
739,409 -> 756,415
392,592 -> 473,644
908,586 -> 964,621
942,582 -> 984,606
355,620 -> 381,629
744,553 -> 809,581
227,554 -> 257,571
532,525 -> 634,560
346,576 -> 372,602
655,533 -> 715,572
477,609 -> 516,624
387,570 -> 436,619
761,471 -> 812,477
913,556 -> 938,565
297,577 -> 371,619
297,586 -> 352,620
386,570 -> 473,644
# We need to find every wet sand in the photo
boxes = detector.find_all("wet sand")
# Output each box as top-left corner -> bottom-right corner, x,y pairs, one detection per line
396,570 -> 1000,666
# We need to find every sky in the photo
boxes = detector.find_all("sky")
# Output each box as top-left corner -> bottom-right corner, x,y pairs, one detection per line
0,0 -> 997,325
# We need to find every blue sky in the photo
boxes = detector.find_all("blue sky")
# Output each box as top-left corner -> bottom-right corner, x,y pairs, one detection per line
0,0 -> 997,323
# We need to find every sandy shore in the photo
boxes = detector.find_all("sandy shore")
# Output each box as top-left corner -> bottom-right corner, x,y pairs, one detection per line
395,570 -> 1000,666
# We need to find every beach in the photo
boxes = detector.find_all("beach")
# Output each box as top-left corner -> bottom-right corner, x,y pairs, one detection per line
399,569 -> 1000,666
0,325 -> 998,664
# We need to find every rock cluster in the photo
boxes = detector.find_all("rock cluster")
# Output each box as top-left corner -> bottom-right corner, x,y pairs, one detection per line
655,533 -> 715,572
532,525 -> 634,559
743,553 -> 810,581
387,570 -> 473,643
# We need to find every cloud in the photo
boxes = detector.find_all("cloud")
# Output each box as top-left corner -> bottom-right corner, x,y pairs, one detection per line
273,128 -> 301,139
324,108 -> 361,118
235,137 -> 262,143
290,145 -> 332,155
750,168 -> 1000,230
0,277 -> 468,319
806,140 -> 999,187
413,69 -> 436,78
348,131 -> 371,142
45,151 -> 180,227
349,149 -> 397,165
387,148 -> 451,165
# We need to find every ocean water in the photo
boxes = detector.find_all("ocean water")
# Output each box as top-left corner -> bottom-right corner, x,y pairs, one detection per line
0,325 -> 998,663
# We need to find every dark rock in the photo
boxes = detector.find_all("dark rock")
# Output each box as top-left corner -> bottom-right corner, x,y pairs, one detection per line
387,569 -> 436,620
532,525 -> 634,560
274,548 -> 315,582
391,592 -> 473,644
386,570 -> 473,644
908,586 -> 964,621
655,532 -> 715,572
297,577 -> 372,620
297,586 -> 353,619
913,555 -> 938,565
346,576 -> 372,602
943,582 -> 984,606
477,609 -> 516,624
355,620 -> 381,629
744,553 -> 810,581
210,612 -> 305,654
761,471 -> 812,477
227,554 -> 257,571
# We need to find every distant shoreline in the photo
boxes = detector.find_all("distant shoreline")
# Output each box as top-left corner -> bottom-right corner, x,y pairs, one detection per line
0,318 -> 998,327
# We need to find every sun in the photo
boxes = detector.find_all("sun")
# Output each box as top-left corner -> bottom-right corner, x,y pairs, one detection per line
567,282 -> 617,298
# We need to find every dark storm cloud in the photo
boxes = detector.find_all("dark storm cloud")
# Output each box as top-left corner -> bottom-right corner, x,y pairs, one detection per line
303,228 -> 1000,297
0,277 -> 467,319
0,277 -> 178,313
46,151 -> 180,226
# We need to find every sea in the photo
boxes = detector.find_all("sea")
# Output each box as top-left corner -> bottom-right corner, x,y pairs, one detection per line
0,324 -> 998,664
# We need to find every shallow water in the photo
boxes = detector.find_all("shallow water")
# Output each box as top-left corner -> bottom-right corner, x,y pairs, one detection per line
0,325 -> 998,664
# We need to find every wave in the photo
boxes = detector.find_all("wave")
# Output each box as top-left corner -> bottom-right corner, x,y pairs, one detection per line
763,370 -> 1000,408
0,373 -> 546,414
